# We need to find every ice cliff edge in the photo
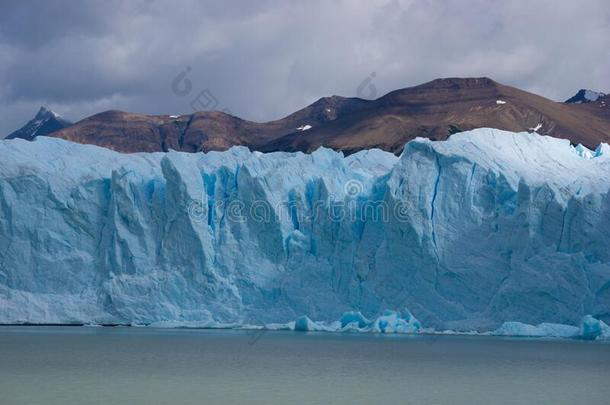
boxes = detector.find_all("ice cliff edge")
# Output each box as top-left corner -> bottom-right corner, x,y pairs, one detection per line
1,128 -> 609,331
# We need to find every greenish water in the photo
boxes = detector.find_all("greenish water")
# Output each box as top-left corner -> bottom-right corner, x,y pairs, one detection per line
0,327 -> 609,404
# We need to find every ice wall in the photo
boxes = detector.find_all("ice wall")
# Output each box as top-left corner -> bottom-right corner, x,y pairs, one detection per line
1,128 -> 609,331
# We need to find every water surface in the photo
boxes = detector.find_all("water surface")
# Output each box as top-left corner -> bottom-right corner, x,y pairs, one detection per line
1,327 -> 609,404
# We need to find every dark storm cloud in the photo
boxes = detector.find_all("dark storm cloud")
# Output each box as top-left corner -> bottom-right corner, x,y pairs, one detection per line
1,0 -> 610,137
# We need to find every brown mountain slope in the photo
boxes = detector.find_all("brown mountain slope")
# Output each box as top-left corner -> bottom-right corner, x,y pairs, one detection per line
262,78 -> 610,153
49,77 -> 610,154
51,96 -> 371,153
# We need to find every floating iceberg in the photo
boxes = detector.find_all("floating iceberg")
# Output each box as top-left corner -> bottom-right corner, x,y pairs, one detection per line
289,310 -> 422,334
369,310 -> 422,333
579,315 -> 610,340
340,311 -> 370,328
491,316 -> 610,340
1,129 -> 610,333
492,321 -> 579,338
294,315 -> 325,332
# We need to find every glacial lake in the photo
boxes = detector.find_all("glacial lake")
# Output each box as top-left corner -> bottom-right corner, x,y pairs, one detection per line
1,326 -> 609,404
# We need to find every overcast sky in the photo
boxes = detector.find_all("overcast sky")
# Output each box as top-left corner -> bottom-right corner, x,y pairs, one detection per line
1,0 -> 609,136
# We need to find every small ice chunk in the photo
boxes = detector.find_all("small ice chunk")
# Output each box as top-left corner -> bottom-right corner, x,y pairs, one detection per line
169,115 -> 180,119
296,124 -> 312,131
294,315 -> 323,331
370,310 -> 421,333
529,123 -> 543,132
340,311 -> 370,328
579,315 -> 610,340
496,100 -> 507,105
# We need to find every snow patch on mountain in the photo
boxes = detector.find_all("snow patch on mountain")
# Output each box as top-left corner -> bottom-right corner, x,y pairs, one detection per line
565,89 -> 606,104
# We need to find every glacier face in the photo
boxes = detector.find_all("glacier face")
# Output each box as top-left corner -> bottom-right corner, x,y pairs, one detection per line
1,128 -> 610,331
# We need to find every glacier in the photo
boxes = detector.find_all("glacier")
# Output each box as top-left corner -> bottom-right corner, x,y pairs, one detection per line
1,128 -> 610,335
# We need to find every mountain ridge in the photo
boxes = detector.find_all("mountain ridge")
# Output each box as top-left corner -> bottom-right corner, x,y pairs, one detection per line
7,78 -> 610,153
6,106 -> 72,141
